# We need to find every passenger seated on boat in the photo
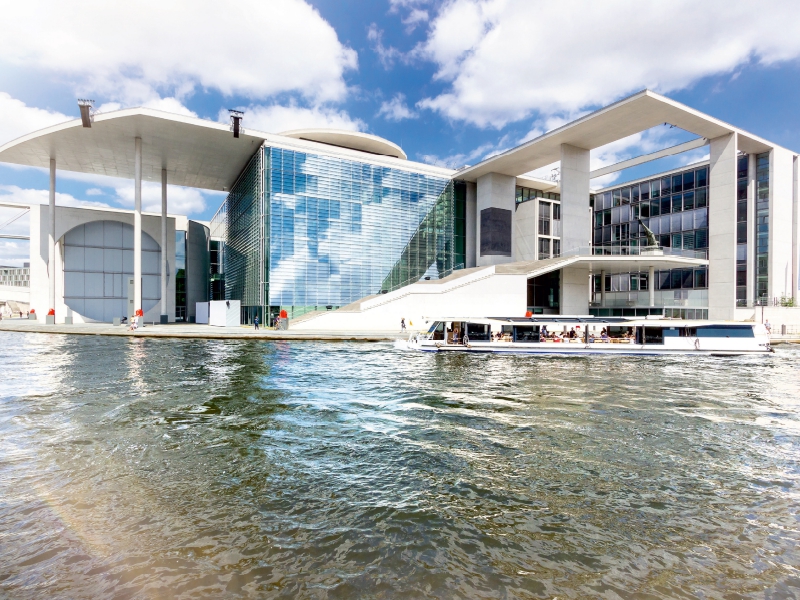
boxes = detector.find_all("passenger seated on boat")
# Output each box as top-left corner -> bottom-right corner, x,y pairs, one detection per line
601,329 -> 609,342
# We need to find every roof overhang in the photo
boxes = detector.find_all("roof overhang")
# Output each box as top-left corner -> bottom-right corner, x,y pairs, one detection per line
0,108 -> 450,192
495,254 -> 709,279
280,128 -> 407,160
455,90 -> 787,182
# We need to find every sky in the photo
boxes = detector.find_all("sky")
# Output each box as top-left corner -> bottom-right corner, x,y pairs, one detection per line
2,0 -> 800,266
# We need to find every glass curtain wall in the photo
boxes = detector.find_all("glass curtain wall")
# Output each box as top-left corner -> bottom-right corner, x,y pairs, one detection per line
591,165 -> 710,317
214,145 -> 460,323
175,230 -> 187,321
755,152 -> 769,302
268,146 -> 456,318
736,154 -> 749,305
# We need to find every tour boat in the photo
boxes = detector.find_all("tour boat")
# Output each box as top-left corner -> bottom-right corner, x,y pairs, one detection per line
405,316 -> 772,356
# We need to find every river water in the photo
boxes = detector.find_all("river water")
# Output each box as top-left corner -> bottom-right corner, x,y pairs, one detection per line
0,333 -> 799,599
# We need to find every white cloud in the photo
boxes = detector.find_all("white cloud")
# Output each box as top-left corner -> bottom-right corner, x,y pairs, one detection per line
368,24 -> 406,69
85,188 -> 104,196
416,0 -> 800,128
0,185 -> 111,210
377,94 -> 418,121
419,135 -> 512,169
0,0 -> 357,106
224,103 -> 365,134
0,92 -> 71,146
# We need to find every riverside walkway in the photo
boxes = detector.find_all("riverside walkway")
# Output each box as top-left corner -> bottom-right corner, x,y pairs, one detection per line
0,319 -> 406,342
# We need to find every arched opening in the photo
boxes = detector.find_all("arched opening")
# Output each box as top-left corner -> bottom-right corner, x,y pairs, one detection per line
62,221 -> 162,322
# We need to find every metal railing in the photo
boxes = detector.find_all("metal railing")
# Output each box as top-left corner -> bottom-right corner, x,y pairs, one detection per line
561,246 -> 708,260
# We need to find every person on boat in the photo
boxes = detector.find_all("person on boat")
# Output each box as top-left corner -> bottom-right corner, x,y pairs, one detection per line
601,329 -> 609,342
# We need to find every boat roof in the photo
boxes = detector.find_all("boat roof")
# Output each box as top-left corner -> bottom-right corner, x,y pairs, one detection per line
430,316 -> 758,327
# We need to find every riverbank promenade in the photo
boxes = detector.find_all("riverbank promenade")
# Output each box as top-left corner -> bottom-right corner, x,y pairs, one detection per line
0,319 -> 406,341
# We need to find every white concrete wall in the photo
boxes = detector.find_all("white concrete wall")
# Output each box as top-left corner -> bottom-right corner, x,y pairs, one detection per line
0,285 -> 30,303
559,144 -> 591,253
292,266 -> 528,332
735,306 -> 800,326
476,172 -> 516,266
29,204 -> 176,324
560,267 -> 590,315
794,155 -> 800,303
513,199 -> 537,261
708,133 -> 737,320
465,182 -> 477,268
769,146 -> 795,300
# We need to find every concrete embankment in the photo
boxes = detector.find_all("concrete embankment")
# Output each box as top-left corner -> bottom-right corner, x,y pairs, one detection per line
0,320 -> 407,342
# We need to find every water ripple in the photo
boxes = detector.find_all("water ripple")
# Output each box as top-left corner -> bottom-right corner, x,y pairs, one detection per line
0,333 -> 799,598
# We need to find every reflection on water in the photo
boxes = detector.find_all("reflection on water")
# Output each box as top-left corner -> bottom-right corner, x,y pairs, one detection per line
1,333 -> 799,598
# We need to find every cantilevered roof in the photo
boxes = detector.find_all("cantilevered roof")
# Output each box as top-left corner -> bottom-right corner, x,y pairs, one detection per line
0,108 -> 447,192
455,89 -> 789,182
280,128 -> 407,160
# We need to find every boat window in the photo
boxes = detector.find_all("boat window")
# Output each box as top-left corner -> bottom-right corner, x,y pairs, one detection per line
429,321 -> 445,340
466,322 -> 491,341
644,327 -> 664,344
428,321 -> 441,333
679,327 -> 697,337
513,326 -> 540,343
696,326 -> 754,338
608,326 -> 633,339
664,328 -> 679,337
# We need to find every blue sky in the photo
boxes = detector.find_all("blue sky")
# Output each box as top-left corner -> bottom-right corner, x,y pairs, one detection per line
1,0 -> 800,265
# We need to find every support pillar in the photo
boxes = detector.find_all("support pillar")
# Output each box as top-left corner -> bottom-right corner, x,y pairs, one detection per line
600,269 -> 606,307
708,133 -> 737,320
648,266 -> 655,307
134,137 -> 142,318
48,158 -> 55,323
559,143 -> 591,254
160,168 -> 168,324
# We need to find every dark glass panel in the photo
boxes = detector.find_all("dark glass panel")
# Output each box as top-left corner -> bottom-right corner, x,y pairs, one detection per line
672,174 -> 683,193
683,171 -> 694,191
683,191 -> 694,211
695,187 -> 707,208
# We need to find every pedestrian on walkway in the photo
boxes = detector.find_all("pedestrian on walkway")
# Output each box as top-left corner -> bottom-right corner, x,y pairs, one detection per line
400,317 -> 406,332
254,315 -> 260,330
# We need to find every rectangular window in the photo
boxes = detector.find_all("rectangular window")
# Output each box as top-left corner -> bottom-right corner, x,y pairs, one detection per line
641,182 -> 650,201
553,239 -> 560,257
737,199 -> 747,222
612,189 -> 621,206
631,186 -> 640,203
736,221 -> 747,244
737,155 -> 748,179
661,197 -> 671,214
681,269 -> 693,288
650,199 -> 661,217
661,177 -> 672,196
694,268 -> 707,288
553,203 -> 561,219
651,180 -> 660,199
640,202 -> 650,218
672,194 -> 683,212
683,171 -> 695,191
538,238 -> 551,258
658,270 -> 670,290
683,192 -> 694,211
695,228 -> 708,249
672,174 -> 683,194
737,178 -> 747,201
696,167 -> 708,188
695,187 -> 707,208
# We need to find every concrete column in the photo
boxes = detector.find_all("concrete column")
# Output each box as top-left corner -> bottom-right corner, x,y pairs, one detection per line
465,182 -> 477,268
600,269 -> 606,307
559,144 -> 591,254
160,169 -> 168,323
476,173 -> 515,267
708,133 -> 737,321
134,137 -> 142,316
768,146 -> 794,301
561,267 -> 590,316
793,155 -> 799,304
48,158 -> 55,319
648,265 -> 655,307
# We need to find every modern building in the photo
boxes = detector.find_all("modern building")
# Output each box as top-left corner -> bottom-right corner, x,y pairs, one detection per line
0,90 -> 797,328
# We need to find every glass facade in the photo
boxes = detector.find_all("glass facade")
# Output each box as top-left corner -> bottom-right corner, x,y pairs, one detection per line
591,165 -> 710,317
736,154 -> 749,305
755,152 -> 769,301
175,230 -> 187,321
213,145 -> 461,322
